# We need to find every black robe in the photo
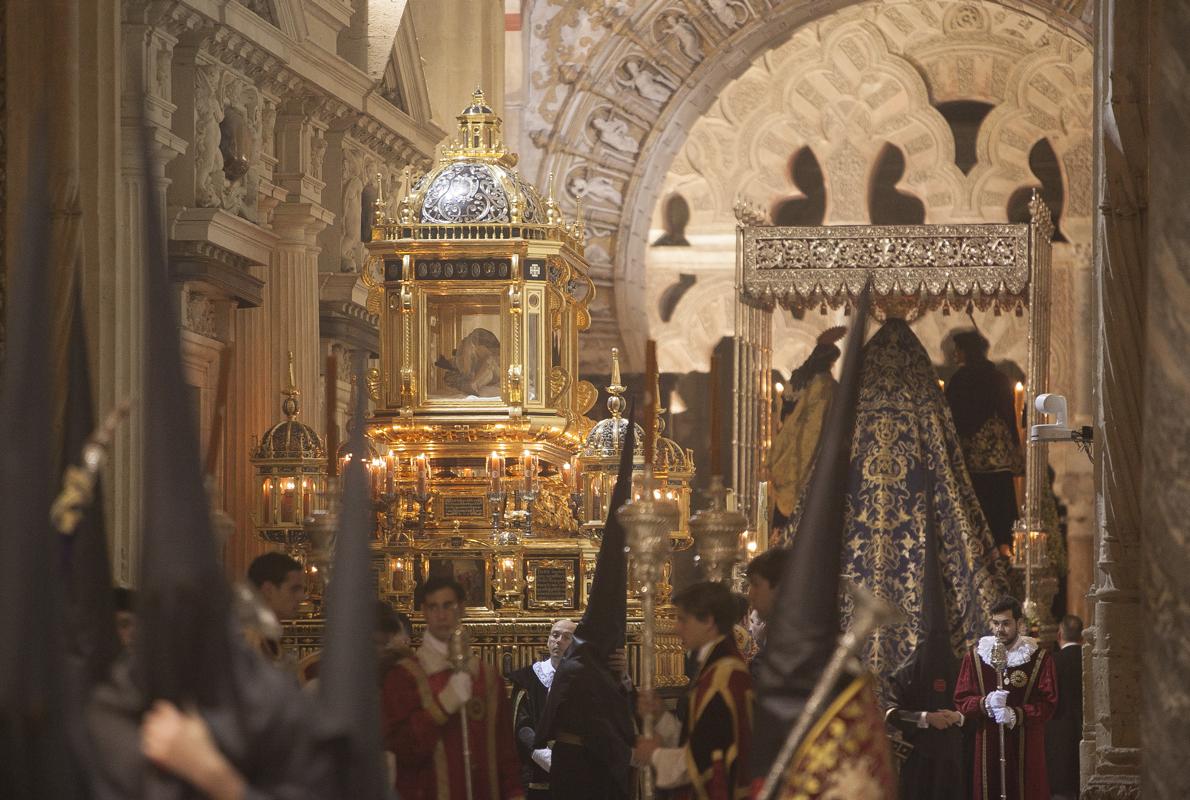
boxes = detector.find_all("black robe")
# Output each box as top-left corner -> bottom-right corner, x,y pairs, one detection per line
533,642 -> 635,800
510,663 -> 552,799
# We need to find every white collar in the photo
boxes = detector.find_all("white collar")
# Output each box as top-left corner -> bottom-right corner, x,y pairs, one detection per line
422,631 -> 449,656
533,659 -> 557,689
977,635 -> 1039,668
416,631 -> 453,674
1060,642 -> 1079,649
694,636 -> 725,670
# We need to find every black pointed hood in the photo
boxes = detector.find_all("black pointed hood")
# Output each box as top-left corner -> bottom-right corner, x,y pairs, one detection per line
316,354 -> 389,800
751,289 -> 871,779
573,407 -> 636,659
0,116 -> 84,798
135,119 -> 233,709
889,473 -> 960,718
61,285 -> 121,688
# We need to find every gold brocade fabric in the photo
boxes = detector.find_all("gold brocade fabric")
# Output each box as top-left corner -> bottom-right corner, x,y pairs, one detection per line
960,416 -> 1025,474
835,320 -> 1006,704
769,373 -> 836,522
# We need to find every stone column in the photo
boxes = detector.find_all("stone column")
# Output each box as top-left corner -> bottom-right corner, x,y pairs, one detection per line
1141,2 -> 1190,796
1083,1 -> 1146,797
102,17 -> 188,585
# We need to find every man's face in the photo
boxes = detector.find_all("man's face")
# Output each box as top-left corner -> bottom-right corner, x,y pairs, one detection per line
547,619 -> 576,661
674,608 -> 718,653
115,610 -> 136,649
261,569 -> 306,620
747,575 -> 775,621
991,611 -> 1020,646
423,587 -> 463,642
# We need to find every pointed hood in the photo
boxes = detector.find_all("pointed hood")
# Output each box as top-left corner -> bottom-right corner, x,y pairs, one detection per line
751,289 -> 870,780
0,116 -> 83,798
889,473 -> 960,718
317,354 -> 389,800
573,405 -> 636,659
61,285 -> 121,688
135,119 -> 233,709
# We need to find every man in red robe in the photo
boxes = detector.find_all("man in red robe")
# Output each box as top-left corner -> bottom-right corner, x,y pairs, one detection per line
954,596 -> 1057,800
382,575 -> 524,800
633,581 -> 753,800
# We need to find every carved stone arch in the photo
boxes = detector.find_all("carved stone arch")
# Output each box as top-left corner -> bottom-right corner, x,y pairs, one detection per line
972,42 -> 1092,220
525,0 -> 1091,367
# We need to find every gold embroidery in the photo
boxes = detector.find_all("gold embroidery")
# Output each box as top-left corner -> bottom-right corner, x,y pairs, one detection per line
1008,669 -> 1028,688
960,416 -> 1024,474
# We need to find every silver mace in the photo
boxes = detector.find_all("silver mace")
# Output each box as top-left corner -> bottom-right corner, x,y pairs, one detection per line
991,641 -> 1009,800
618,464 -> 677,800
449,626 -> 476,800
688,475 -> 747,584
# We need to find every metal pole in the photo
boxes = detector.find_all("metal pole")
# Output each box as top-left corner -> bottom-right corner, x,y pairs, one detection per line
449,627 -> 475,800
992,641 -> 1008,800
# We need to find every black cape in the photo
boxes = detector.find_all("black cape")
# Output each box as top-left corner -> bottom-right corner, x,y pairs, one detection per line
509,663 -> 552,798
533,642 -> 635,800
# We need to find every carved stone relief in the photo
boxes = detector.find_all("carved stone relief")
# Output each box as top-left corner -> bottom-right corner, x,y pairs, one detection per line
194,62 -> 264,222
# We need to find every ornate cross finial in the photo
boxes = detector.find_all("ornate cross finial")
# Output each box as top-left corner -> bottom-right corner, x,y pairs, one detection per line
607,347 -> 626,419
282,351 -> 301,419
372,171 -> 387,227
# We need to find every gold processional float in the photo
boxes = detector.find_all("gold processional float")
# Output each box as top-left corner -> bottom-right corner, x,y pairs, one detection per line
250,91 -> 748,686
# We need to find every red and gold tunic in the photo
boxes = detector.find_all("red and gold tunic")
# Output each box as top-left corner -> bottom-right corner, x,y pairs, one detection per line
382,639 -> 524,800
953,636 -> 1057,800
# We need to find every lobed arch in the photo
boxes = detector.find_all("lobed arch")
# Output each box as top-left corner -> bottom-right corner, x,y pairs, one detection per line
523,0 -> 1091,369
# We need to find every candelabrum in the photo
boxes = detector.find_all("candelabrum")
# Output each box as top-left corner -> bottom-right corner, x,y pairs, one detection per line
617,466 -> 678,800
688,475 -> 748,584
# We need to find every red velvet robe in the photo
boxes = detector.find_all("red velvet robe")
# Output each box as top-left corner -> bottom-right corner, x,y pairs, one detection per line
953,637 -> 1057,800
675,637 -> 754,800
382,642 -> 524,800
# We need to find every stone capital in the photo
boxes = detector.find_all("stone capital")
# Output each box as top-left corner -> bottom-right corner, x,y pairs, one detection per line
272,201 -> 334,248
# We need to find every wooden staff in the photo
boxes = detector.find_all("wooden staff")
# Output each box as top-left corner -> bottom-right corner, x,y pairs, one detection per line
644,340 -> 658,465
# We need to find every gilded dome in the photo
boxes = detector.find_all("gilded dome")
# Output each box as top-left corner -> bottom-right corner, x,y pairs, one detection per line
253,354 -> 326,462
396,89 -> 560,230
418,162 -> 544,225
581,416 -> 646,460
256,417 -> 325,461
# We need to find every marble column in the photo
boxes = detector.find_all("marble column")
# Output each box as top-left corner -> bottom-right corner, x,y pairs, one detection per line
1141,2 -> 1190,796
1083,1 -> 1146,797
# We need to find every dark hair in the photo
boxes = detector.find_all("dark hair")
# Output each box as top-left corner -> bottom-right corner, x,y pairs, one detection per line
990,596 -> 1023,620
113,587 -> 137,613
248,552 -> 304,588
745,548 -> 790,587
953,330 -> 990,361
416,575 -> 465,605
375,600 -> 403,634
1059,614 -> 1084,643
673,581 -> 737,636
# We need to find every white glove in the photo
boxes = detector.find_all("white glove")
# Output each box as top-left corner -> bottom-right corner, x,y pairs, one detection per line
986,690 -> 1009,711
992,706 -> 1017,727
438,671 -> 473,714
531,747 -> 553,772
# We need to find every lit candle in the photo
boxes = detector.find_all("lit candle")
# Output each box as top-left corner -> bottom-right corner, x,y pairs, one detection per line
488,452 -> 504,493
280,478 -> 296,521
1014,381 -> 1026,432
561,461 -> 575,491
261,478 -> 272,524
301,478 -> 312,518
519,450 -> 530,493
415,454 -> 429,498
385,451 -> 395,495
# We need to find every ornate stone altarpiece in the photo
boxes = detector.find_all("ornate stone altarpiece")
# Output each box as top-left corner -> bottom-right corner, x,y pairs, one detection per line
733,195 -> 1054,570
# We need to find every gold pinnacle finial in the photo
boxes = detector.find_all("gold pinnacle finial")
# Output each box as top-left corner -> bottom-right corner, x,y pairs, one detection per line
282,351 -> 300,419
372,171 -> 386,227
653,372 -> 667,435
607,347 -> 626,419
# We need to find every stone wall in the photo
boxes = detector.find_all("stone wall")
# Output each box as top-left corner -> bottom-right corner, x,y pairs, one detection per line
1141,1 -> 1190,795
